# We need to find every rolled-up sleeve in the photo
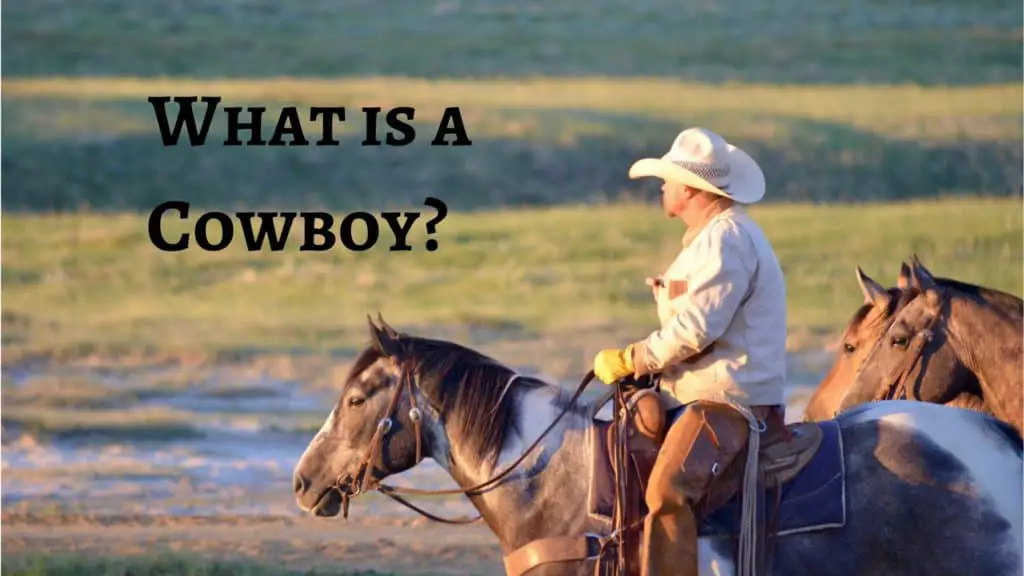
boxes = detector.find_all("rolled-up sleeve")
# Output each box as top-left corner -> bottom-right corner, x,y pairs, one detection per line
635,221 -> 755,374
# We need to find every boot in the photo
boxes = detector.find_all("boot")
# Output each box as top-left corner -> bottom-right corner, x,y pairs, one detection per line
640,499 -> 699,576
639,401 -> 753,576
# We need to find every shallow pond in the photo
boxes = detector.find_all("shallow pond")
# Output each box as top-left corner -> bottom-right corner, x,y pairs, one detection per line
1,352 -> 831,521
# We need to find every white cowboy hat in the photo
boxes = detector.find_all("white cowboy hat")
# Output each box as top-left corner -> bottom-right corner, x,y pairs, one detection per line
628,127 -> 766,204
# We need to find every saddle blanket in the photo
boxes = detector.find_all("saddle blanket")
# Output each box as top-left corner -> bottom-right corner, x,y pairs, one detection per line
699,420 -> 847,538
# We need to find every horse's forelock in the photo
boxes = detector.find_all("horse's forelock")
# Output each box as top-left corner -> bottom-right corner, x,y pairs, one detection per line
845,287 -> 905,337
344,346 -> 386,387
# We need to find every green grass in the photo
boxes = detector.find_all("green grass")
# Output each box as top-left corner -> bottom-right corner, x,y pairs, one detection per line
2,77 -> 1021,212
3,0 -> 1020,84
2,0 -> 1021,375
3,198 -> 1021,372
0,553 -> 401,576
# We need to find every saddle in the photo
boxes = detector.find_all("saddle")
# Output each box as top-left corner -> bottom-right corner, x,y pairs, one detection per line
587,388 -> 824,575
503,385 -> 826,576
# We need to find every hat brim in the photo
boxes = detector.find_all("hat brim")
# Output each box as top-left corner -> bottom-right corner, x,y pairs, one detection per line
628,144 -> 766,204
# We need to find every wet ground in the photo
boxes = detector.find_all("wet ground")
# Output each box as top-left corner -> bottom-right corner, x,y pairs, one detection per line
0,350 -> 834,574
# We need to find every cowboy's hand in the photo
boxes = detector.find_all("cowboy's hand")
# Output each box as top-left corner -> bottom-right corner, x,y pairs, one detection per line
593,345 -> 635,385
645,276 -> 664,301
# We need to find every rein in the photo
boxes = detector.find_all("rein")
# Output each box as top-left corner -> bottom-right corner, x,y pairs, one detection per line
332,367 -> 600,525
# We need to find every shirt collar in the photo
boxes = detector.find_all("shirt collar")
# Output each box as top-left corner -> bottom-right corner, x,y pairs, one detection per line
682,197 -> 740,248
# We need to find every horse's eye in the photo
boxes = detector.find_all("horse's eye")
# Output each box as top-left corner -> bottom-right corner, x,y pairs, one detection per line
347,396 -> 366,407
890,335 -> 910,348
843,343 -> 856,354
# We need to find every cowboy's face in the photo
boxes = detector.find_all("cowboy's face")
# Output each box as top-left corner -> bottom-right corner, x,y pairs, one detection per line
661,181 -> 696,218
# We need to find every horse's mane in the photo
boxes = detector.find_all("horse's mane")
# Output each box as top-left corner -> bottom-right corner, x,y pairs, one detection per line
934,276 -> 1024,322
345,335 -> 554,467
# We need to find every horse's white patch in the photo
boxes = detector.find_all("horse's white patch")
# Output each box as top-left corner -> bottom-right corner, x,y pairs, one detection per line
698,539 -> 734,576
293,407 -> 335,477
495,384 -> 566,474
317,408 -> 336,436
847,401 -> 1023,560
412,387 -> 452,472
441,379 -> 567,483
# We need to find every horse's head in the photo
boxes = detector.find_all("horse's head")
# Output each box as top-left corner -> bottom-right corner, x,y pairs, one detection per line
837,257 -> 968,413
292,315 -> 433,517
293,314 -> 543,519
803,264 -> 912,420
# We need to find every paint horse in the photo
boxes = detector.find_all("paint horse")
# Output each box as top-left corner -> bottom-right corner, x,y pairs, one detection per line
293,317 -> 1023,575
805,257 -> 1023,436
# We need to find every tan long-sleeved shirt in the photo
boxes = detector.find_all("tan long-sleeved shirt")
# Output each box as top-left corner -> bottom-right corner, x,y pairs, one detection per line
633,202 -> 788,408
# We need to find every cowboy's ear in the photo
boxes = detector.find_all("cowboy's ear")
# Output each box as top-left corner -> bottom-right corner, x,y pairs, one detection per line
856,266 -> 891,308
367,313 -> 398,356
897,262 -> 913,290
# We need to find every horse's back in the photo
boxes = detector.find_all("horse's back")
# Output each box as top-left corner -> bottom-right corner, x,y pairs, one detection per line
594,396 -> 1023,574
831,401 -> 1023,574
703,401 -> 1024,575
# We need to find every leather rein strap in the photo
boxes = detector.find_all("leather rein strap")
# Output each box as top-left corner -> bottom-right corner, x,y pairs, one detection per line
504,381 -> 649,576
333,367 -> 599,527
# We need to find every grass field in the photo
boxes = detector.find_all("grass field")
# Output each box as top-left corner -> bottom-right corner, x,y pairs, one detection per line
3,0 -> 1021,84
3,2 -> 1020,211
0,515 -> 506,575
4,198 -> 1020,374
2,77 -> 1021,212
3,3 -> 1022,573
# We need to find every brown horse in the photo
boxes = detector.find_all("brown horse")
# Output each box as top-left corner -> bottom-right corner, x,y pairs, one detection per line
802,263 -> 916,422
834,258 -> 1023,434
804,257 -> 1023,434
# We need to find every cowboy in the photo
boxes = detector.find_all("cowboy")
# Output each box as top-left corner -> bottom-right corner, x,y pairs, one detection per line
592,127 -> 789,576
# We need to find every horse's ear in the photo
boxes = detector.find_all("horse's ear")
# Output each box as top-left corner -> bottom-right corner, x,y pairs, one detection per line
897,262 -> 913,290
910,259 -> 943,309
377,312 -> 401,339
910,258 -> 937,293
856,266 -> 891,308
367,313 -> 398,356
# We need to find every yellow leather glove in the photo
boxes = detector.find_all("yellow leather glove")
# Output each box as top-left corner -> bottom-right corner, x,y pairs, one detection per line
593,344 -> 635,385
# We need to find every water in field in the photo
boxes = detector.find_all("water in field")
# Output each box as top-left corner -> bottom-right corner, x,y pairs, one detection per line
0,351 -> 832,521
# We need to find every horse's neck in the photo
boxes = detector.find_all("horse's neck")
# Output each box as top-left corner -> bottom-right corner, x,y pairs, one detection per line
947,294 -> 1023,426
444,386 -> 598,555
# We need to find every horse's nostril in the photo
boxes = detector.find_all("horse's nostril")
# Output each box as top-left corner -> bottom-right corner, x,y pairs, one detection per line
293,473 -> 309,494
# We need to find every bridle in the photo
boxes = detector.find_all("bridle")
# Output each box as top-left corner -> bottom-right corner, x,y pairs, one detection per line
860,289 -> 946,405
330,363 -> 600,525
320,353 -> 662,575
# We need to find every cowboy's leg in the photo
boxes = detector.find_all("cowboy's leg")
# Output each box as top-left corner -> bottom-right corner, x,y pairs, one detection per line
640,401 -> 751,576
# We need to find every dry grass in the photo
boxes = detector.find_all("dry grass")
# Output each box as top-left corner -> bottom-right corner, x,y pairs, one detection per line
3,198 -> 1020,371
4,77 -> 1019,140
